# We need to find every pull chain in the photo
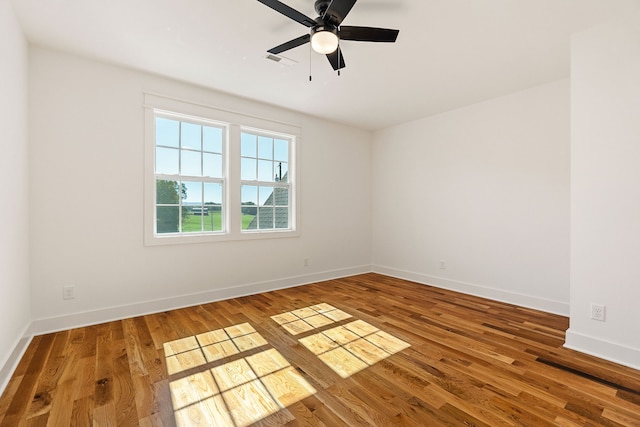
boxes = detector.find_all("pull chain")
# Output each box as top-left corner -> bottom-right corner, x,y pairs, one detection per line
309,43 -> 312,82
337,39 -> 341,76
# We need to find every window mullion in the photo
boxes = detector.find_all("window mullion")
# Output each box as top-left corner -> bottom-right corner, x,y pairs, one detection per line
228,124 -> 241,234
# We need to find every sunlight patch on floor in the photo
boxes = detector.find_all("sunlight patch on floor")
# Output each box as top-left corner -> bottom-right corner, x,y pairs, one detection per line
165,324 -> 316,427
272,304 -> 411,379
164,322 -> 267,375
299,319 -> 411,378
270,303 -> 353,335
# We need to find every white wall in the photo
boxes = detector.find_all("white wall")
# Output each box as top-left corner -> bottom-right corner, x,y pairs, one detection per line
567,9 -> 640,369
0,0 -> 31,391
28,47 -> 372,333
372,80 -> 570,314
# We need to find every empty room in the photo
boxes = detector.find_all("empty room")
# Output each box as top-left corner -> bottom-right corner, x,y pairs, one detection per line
1,0 -> 640,425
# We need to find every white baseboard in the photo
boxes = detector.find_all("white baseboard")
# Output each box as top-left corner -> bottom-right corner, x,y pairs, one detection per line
565,329 -> 640,371
0,324 -> 33,398
372,265 -> 570,316
29,265 -> 372,336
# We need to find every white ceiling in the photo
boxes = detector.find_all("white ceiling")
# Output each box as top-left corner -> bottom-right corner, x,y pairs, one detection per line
10,0 -> 639,130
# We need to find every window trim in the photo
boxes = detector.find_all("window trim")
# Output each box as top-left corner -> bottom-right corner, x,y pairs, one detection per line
144,93 -> 301,246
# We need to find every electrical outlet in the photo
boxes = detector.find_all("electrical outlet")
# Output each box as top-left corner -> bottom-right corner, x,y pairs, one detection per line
591,303 -> 606,321
439,260 -> 446,270
63,286 -> 75,300
303,258 -> 309,267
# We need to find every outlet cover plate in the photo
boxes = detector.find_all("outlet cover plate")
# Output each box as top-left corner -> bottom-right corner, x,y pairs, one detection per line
591,303 -> 606,321
63,286 -> 75,300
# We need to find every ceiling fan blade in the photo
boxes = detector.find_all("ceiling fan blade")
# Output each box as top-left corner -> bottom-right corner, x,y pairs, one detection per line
267,34 -> 311,54
326,46 -> 346,70
323,0 -> 358,26
339,26 -> 399,42
257,0 -> 316,27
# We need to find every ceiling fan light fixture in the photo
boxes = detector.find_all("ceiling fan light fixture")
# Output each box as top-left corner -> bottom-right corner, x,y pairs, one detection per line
311,26 -> 339,54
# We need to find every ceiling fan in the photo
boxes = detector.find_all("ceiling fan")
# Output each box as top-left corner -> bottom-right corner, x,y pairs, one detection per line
257,0 -> 399,71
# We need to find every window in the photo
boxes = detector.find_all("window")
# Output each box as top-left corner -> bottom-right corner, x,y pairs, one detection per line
240,131 -> 290,231
145,94 -> 299,245
155,115 -> 225,235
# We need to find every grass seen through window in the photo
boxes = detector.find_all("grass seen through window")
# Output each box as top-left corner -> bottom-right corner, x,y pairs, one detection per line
180,212 -> 256,232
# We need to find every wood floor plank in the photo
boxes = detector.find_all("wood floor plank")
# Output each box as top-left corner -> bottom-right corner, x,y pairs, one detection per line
45,380 -> 75,427
2,273 -> 640,426
26,330 -> 72,420
94,324 -> 114,409
70,395 -> 94,427
0,334 -> 55,427
112,330 -> 139,426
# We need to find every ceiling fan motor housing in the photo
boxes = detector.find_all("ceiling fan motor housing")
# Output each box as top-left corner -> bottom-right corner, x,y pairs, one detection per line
315,0 -> 341,25
311,24 -> 338,37
314,0 -> 331,16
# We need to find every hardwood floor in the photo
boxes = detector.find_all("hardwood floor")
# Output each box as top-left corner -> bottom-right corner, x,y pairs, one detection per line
1,273 -> 640,426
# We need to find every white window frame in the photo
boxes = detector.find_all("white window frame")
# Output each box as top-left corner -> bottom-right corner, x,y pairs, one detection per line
144,93 -> 300,246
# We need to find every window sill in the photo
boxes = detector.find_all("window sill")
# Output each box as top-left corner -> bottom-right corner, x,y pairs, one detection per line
144,229 -> 300,246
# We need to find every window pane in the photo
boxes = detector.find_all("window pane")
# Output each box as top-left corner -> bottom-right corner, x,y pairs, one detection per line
203,126 -> 222,153
242,185 -> 258,230
242,185 -> 258,206
204,183 -> 223,231
156,147 -> 179,175
182,211 -> 202,233
182,181 -> 202,233
204,182 -> 222,204
275,207 -> 289,229
258,136 -> 273,159
183,181 -> 202,205
241,158 -> 256,180
203,153 -> 222,178
258,207 -> 274,229
259,186 -> 274,206
241,133 -> 256,157
156,117 -> 179,148
181,150 -> 201,176
274,139 -> 288,162
156,179 -> 181,204
242,207 -> 257,230
183,212 -> 203,232
274,161 -> 287,182
273,187 -> 289,206
181,122 -> 201,150
202,207 -> 221,231
258,160 -> 273,182
157,206 -> 180,234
